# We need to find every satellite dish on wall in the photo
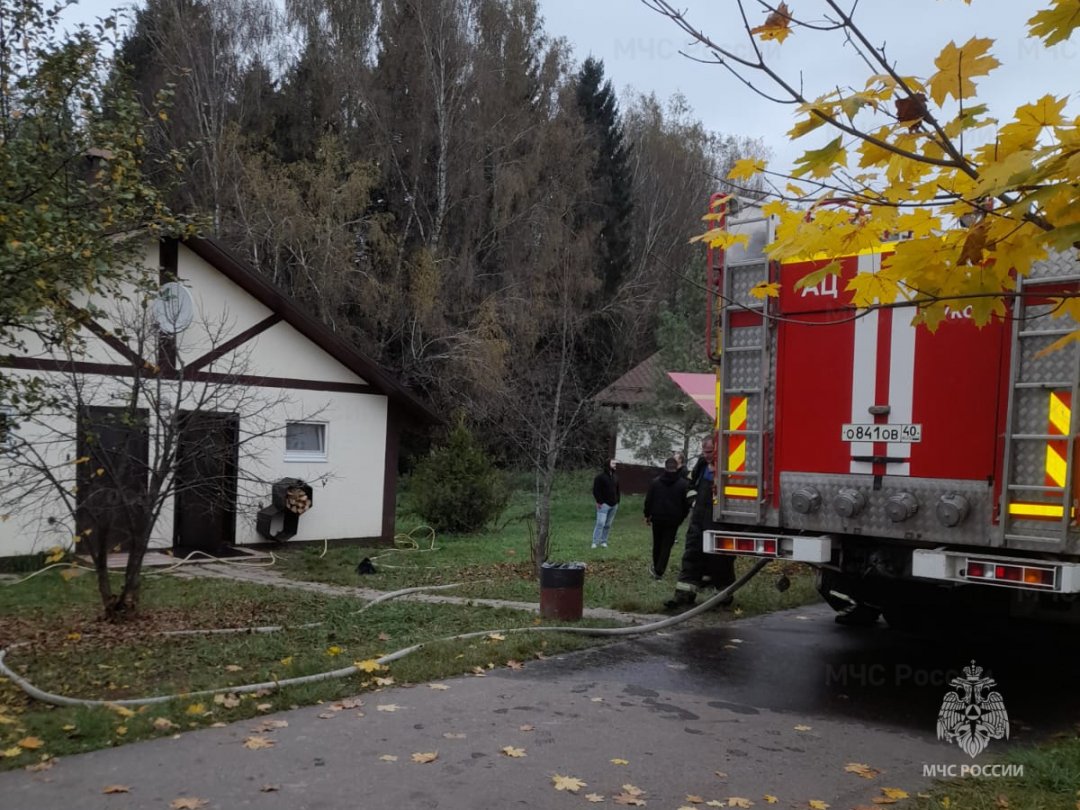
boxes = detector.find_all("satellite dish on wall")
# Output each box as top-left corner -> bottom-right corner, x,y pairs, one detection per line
154,282 -> 195,334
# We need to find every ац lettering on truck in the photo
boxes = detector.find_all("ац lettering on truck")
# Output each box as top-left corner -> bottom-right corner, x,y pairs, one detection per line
700,195 -> 1080,627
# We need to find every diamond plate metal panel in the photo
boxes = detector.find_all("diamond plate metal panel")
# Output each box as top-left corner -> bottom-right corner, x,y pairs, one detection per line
1010,438 -> 1047,488
1029,250 -> 1080,281
779,472 -> 993,546
726,351 -> 761,391
1017,335 -> 1078,384
728,325 -> 759,349
728,263 -> 768,308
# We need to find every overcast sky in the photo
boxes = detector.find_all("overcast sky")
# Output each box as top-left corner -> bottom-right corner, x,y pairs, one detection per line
64,0 -> 1078,175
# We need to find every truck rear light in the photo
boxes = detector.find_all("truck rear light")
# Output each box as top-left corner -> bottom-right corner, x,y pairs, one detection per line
995,565 -> 1022,582
965,562 -> 986,578
717,537 -> 735,551
1023,567 -> 1055,587
736,538 -> 755,552
705,532 -> 784,558
762,539 -> 778,555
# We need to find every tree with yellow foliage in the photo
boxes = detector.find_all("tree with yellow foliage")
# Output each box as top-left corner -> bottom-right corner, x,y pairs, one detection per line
641,0 -> 1080,336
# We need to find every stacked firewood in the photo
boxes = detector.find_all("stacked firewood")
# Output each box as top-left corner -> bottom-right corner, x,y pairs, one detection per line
285,486 -> 312,515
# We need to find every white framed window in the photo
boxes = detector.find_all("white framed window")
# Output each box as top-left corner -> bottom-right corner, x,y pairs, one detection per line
284,421 -> 327,462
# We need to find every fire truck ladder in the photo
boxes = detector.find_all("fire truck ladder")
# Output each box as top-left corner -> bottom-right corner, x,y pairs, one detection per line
715,214 -> 773,525
1001,275 -> 1080,549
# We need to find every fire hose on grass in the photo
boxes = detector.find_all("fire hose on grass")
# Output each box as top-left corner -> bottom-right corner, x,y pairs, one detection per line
0,558 -> 771,709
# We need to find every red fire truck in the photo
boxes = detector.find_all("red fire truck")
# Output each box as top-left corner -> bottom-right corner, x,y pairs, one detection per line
701,195 -> 1080,627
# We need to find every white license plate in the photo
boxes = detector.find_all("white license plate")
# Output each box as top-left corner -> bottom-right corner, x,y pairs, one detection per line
841,423 -> 922,443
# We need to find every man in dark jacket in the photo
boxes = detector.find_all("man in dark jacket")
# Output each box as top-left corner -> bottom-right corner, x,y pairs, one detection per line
644,457 -> 690,578
665,458 -> 736,610
591,458 -> 620,548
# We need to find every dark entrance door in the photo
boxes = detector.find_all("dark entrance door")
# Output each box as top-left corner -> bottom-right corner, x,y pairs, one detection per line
76,407 -> 149,553
173,411 -> 239,554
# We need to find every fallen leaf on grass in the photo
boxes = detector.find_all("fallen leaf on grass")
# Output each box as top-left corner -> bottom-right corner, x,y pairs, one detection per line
185,703 -> 206,716
470,667 -> 487,677
2,747 -> 23,758
585,794 -> 606,803
355,659 -> 385,673
501,746 -> 526,758
519,724 -> 535,732
411,751 -> 438,763
793,725 -> 812,732
378,632 -> 391,641
279,656 -> 293,666
487,633 -> 506,641
845,762 -> 880,779
613,793 -> 646,806
243,736 -> 275,750
552,774 -> 587,792
225,664 -> 243,672
102,785 -> 130,794
256,703 -> 272,712
326,645 -> 343,656
379,755 -> 398,762
213,693 -> 240,709
106,704 -> 135,718
429,683 -> 450,691
728,799 -> 754,808
373,676 -> 395,687
170,799 -> 208,810
376,704 -> 402,713
153,718 -> 177,731
17,737 -> 43,750
115,726 -> 128,736
611,758 -> 629,766
443,732 -> 466,739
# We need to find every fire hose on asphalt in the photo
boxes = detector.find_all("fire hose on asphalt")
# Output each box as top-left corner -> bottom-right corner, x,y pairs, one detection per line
0,558 -> 771,709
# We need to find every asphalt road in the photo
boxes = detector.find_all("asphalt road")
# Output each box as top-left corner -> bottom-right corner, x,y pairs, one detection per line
2,603 -> 1076,810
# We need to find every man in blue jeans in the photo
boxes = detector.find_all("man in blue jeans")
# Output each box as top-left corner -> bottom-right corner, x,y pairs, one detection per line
591,458 -> 620,548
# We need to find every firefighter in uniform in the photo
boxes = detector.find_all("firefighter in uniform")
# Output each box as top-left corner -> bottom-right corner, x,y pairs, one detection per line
664,457 -> 735,610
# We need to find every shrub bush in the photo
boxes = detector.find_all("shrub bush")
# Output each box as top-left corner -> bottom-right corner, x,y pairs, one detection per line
410,418 -> 509,533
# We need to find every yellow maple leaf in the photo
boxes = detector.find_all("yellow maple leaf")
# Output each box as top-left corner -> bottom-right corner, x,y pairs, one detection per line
280,656 -> 293,666
411,751 -> 438,763
845,762 -> 880,779
728,158 -> 767,181
2,747 -> 23,757
355,658 -> 385,673
750,1 -> 792,43
611,757 -> 629,765
17,737 -> 43,750
501,746 -> 527,758
881,788 -> 909,800
107,703 -> 135,718
692,227 -> 751,251
44,546 -> 65,564
809,802 -> 830,810
928,37 -> 1000,105
552,774 -> 587,792
764,797 -> 779,805
326,645 -> 343,656
749,281 -> 781,300
791,137 -> 847,179
185,703 -> 206,716
1028,0 -> 1080,46
846,272 -> 903,308
487,632 -> 506,641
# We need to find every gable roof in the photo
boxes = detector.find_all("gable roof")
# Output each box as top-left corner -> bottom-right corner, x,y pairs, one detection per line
183,237 -> 439,425
593,353 -> 662,406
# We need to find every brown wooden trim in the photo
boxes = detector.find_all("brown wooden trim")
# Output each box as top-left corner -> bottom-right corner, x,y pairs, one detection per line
381,408 -> 401,543
186,314 -> 283,372
1,356 -> 377,394
61,303 -> 146,366
184,237 -> 439,425
158,240 -> 179,372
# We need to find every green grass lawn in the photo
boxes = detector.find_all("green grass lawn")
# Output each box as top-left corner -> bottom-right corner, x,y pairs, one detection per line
911,738 -> 1080,809
0,570 -> 607,770
277,470 -> 821,616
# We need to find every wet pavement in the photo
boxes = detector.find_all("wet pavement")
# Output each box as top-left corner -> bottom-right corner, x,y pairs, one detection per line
3,603 -> 1077,809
